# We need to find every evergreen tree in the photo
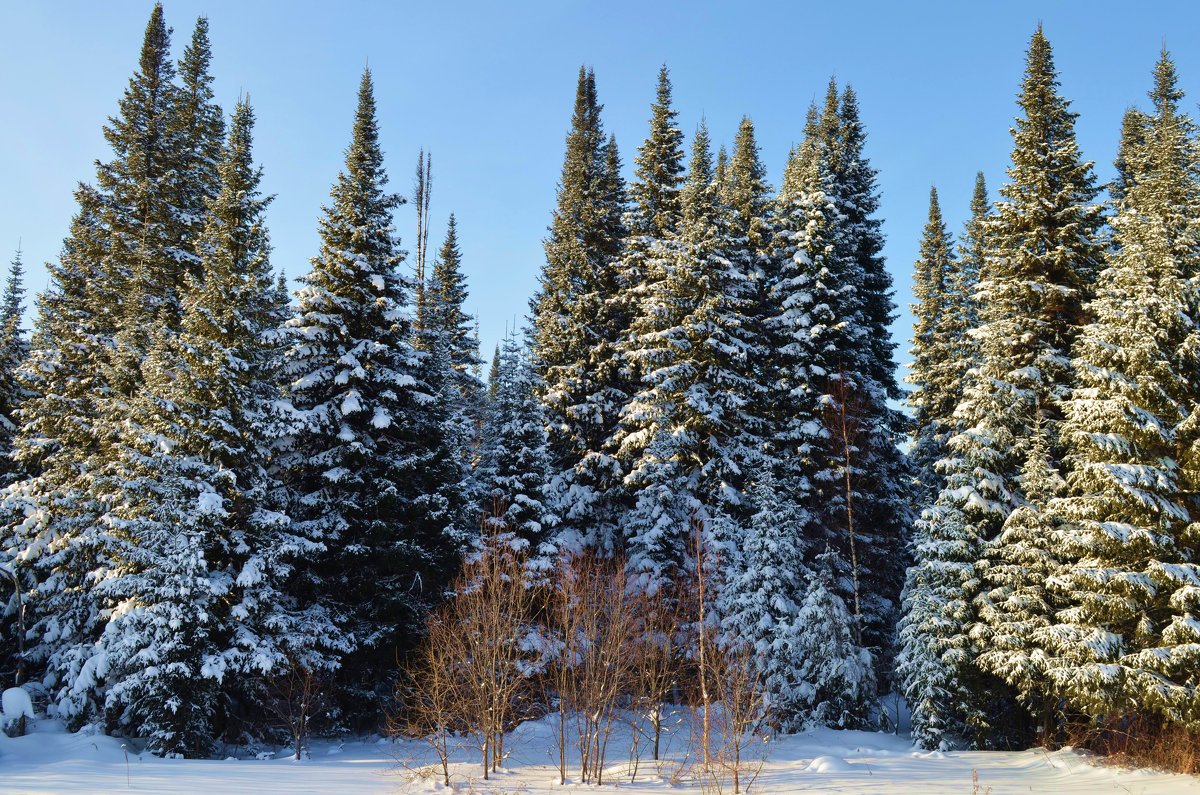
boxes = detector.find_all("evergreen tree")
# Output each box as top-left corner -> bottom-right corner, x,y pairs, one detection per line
718,473 -> 808,729
0,248 -> 29,484
792,547 -> 876,728
725,116 -> 773,255
109,12 -> 224,396
947,172 -> 988,409
477,334 -> 554,566
902,26 -> 1103,747
530,67 -> 628,554
93,100 -> 341,756
907,187 -> 959,498
423,215 -> 484,536
0,5 -> 220,725
614,120 -> 763,590
973,422 -> 1063,732
827,83 -> 912,664
1039,50 -> 1200,725
427,215 -> 482,392
486,344 -> 501,401
279,70 -> 455,722
764,101 -> 840,574
170,16 -> 225,275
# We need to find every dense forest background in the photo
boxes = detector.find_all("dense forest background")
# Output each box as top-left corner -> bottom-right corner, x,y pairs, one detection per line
0,3 -> 1198,770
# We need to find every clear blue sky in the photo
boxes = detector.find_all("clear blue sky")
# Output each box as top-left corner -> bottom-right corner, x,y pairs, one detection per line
3,1 -> 1199,376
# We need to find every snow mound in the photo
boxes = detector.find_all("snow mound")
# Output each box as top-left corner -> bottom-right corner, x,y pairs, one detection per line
805,754 -> 853,772
1,687 -> 34,725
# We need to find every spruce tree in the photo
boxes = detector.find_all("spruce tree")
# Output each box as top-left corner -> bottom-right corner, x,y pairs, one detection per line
718,473 -> 808,729
827,83 -> 911,664
486,344 -> 501,401
907,187 -> 959,498
972,423 -> 1063,732
615,120 -> 763,592
94,100 -> 341,755
530,67 -> 628,554
423,214 -> 484,535
725,116 -> 773,256
477,334 -> 554,566
171,16 -> 225,275
280,70 -> 455,722
902,26 -> 1103,747
947,173 -> 987,408
0,5 -> 221,725
0,248 -> 29,485
1039,50 -> 1200,725
792,547 -> 876,728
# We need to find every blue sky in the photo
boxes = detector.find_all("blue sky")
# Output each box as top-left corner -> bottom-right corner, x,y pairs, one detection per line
3,1 -> 1199,375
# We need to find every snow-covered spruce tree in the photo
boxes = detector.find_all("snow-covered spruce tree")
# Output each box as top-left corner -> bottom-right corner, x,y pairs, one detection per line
763,102 -> 842,584
0,248 -> 30,486
614,120 -> 764,595
530,67 -> 628,555
766,96 -> 885,683
972,421 -> 1064,735
906,175 -> 985,503
947,173 -> 988,411
486,344 -> 500,402
422,215 -> 484,534
109,13 -> 224,398
723,116 -> 775,441
724,116 -> 773,257
901,26 -> 1103,749
93,100 -> 342,756
427,215 -> 483,406
477,334 -> 554,569
170,16 -> 225,279
0,6 -> 226,726
792,546 -> 876,729
280,70 -> 457,725
718,472 -> 809,730
1112,106 -> 1150,204
907,187 -> 959,500
825,83 -> 911,667
1039,50 -> 1200,727
0,248 -> 29,678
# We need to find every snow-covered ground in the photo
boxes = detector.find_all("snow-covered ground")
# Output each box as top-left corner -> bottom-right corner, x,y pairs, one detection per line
2,716 -> 1198,794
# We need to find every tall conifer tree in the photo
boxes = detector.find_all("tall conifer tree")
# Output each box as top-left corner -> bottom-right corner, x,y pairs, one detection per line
900,26 -> 1103,748
1037,50 -> 1200,725
907,188 -> 959,498
614,121 -> 763,592
530,67 -> 628,554
280,70 -> 456,722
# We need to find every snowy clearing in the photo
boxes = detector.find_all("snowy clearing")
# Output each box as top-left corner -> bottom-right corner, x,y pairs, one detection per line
2,717 -> 1198,794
